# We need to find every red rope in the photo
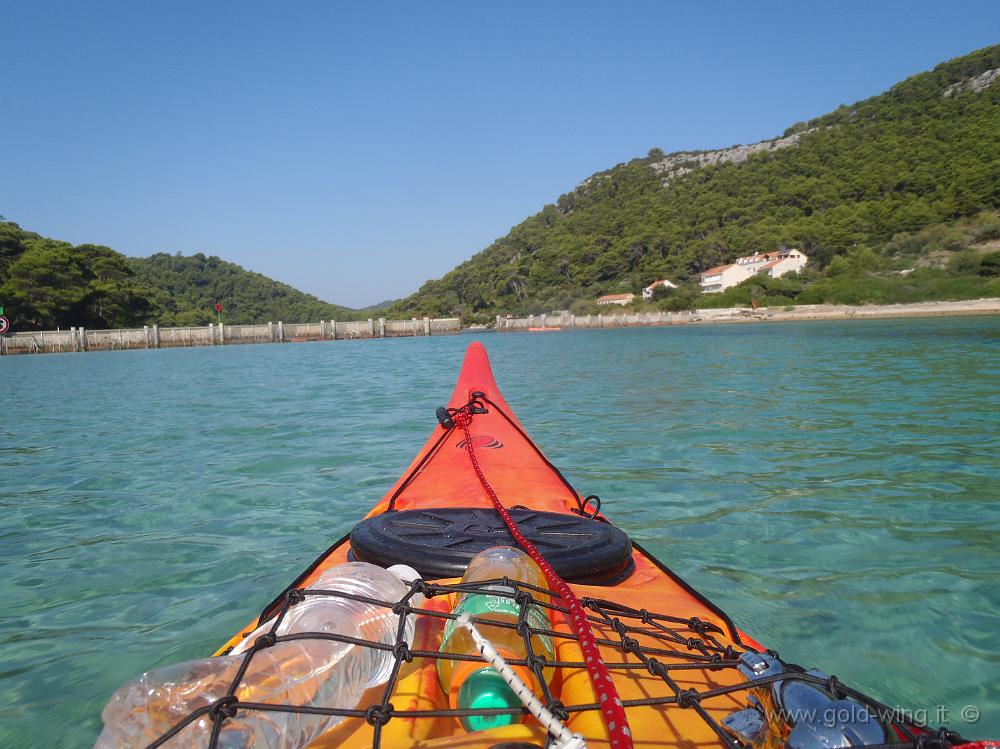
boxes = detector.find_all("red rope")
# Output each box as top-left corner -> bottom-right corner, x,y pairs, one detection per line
453,408 -> 633,749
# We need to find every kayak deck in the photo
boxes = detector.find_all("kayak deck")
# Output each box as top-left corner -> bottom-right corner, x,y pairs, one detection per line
201,342 -> 968,749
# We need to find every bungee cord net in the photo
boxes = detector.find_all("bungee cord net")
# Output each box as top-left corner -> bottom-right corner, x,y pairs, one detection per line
148,573 -> 970,749
136,388 -> 979,749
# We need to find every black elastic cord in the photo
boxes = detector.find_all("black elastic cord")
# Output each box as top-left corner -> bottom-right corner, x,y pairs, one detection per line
481,395 -> 589,514
385,424 -> 455,512
387,393 -> 489,512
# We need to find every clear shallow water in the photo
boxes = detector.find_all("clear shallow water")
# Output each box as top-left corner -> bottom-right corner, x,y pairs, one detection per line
1,317 -> 998,746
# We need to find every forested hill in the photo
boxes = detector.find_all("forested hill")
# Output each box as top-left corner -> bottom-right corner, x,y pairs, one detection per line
389,44 -> 1000,319
129,254 -> 354,327
0,221 -> 355,331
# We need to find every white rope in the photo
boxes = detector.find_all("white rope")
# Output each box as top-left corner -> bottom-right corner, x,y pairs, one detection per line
456,612 -> 587,749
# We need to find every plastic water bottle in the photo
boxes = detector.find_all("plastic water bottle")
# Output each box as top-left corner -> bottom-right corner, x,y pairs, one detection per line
437,546 -> 554,731
94,562 -> 421,749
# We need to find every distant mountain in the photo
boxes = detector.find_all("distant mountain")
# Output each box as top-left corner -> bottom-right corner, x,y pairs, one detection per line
0,221 -> 357,331
353,298 -> 398,315
388,44 -> 1000,319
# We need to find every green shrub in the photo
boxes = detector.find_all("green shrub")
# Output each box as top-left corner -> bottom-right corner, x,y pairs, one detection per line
948,251 -> 982,275
826,247 -> 884,276
979,251 -> 1000,277
655,285 -> 700,311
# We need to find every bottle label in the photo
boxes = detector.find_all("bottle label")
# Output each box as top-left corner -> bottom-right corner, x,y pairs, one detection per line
443,593 -> 553,656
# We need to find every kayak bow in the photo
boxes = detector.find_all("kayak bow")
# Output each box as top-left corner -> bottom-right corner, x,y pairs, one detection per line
204,342 -> 982,749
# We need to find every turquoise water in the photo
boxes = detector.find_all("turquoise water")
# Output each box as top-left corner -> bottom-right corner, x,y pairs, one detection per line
1,317 -> 998,746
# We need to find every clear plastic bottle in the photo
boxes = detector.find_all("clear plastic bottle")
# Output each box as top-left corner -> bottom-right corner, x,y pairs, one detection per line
95,562 -> 421,749
437,546 -> 554,731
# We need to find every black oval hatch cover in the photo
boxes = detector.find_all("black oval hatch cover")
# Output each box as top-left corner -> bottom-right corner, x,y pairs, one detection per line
350,507 -> 632,584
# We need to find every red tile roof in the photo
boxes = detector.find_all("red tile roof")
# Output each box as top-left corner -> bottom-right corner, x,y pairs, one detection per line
701,264 -> 733,277
644,278 -> 676,290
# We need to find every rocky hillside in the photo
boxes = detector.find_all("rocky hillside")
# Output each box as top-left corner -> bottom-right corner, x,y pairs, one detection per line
389,44 -> 1000,319
648,130 -> 814,186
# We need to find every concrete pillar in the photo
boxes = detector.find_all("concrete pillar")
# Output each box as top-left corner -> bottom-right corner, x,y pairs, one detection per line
218,322 -> 225,344
424,317 -> 431,336
209,323 -> 216,345
529,314 -> 535,328
267,321 -> 274,341
367,318 -> 374,338
277,321 -> 284,342
79,327 -> 87,351
330,320 -> 337,339
152,325 -> 160,348
540,313 -> 546,329
378,318 -> 386,338
597,314 -> 603,328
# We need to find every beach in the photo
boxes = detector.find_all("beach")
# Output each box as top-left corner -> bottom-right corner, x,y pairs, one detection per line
694,297 -> 1000,324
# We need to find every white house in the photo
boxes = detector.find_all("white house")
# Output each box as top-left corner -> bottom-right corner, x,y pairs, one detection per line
700,264 -> 751,293
642,278 -> 678,300
595,293 -> 635,306
701,249 -> 808,293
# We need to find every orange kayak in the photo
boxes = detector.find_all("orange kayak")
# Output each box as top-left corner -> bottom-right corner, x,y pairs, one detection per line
208,342 -> 976,749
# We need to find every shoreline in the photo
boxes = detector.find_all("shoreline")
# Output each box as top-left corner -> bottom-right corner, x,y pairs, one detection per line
3,299 -> 998,356
496,298 -> 1000,333
688,298 -> 1000,325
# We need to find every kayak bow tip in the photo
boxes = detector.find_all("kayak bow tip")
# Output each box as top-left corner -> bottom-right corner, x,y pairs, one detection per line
454,341 -> 501,406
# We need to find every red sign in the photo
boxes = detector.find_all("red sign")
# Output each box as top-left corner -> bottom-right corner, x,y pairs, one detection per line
0,316 -> 9,335
214,303 -> 223,313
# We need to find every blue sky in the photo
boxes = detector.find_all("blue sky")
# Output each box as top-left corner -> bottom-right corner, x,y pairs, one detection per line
3,2 -> 999,307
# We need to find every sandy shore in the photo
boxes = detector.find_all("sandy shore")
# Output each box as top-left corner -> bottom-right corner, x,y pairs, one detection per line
693,298 -> 1000,324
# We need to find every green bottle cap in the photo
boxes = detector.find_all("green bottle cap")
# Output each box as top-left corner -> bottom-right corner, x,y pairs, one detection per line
458,668 -> 522,732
